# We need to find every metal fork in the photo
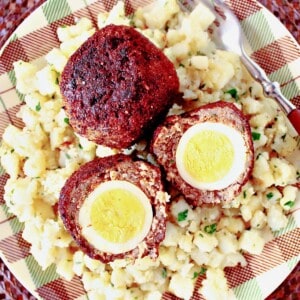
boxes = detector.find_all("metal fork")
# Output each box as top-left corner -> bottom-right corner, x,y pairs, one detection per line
179,0 -> 300,135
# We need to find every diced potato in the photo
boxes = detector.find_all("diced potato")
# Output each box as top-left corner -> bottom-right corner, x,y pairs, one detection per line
13,61 -> 38,94
239,229 -> 265,255
190,55 -> 209,70
169,273 -> 194,300
142,0 -> 180,29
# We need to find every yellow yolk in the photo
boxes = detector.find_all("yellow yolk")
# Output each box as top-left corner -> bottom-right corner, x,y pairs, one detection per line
90,188 -> 146,243
183,130 -> 234,183
176,122 -> 247,191
79,180 -> 153,254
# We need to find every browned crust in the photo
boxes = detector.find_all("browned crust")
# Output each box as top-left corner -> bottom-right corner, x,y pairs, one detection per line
151,101 -> 254,206
59,154 -> 167,263
60,24 -> 179,149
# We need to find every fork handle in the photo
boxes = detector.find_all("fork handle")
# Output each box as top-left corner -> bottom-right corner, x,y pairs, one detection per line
288,109 -> 300,135
241,53 -> 300,135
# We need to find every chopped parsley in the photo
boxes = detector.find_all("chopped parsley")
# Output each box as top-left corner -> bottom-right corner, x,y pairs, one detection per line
129,15 -> 135,27
204,223 -> 217,234
225,88 -> 238,100
161,268 -> 167,278
243,190 -> 247,199
177,209 -> 188,222
252,132 -> 261,141
64,117 -> 70,125
35,102 -> 41,112
284,201 -> 295,208
266,192 -> 274,199
192,267 -> 207,279
55,77 -> 59,85
78,143 -> 83,149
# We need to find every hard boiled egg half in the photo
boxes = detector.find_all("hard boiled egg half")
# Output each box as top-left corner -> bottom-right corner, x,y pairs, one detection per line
176,121 -> 247,191
79,180 -> 153,254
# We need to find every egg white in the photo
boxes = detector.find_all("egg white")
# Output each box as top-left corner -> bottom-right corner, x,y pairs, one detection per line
78,180 -> 153,254
176,122 -> 247,191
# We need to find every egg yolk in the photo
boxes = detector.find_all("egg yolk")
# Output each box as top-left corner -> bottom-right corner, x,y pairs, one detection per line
176,121 -> 247,191
90,188 -> 146,243
183,130 -> 234,183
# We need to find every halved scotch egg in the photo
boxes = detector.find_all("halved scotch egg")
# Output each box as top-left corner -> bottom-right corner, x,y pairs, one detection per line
151,101 -> 254,206
59,154 -> 168,263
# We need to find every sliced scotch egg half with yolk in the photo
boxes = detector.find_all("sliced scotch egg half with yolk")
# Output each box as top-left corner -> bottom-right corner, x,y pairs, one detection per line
79,180 -> 153,254
151,101 -> 254,206
59,154 -> 168,263
176,121 -> 247,191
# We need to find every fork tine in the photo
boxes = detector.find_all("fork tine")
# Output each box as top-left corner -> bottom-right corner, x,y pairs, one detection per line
209,0 -> 244,54
213,0 -> 240,25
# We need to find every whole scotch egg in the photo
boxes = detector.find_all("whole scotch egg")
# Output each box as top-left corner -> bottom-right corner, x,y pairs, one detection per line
59,154 -> 168,263
151,101 -> 254,206
59,24 -> 179,149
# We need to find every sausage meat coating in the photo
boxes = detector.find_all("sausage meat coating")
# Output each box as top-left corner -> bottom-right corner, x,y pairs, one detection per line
59,154 -> 167,263
60,24 -> 179,149
151,101 -> 254,206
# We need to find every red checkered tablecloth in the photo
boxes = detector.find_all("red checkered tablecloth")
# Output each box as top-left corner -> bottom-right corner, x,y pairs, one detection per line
0,1 -> 299,299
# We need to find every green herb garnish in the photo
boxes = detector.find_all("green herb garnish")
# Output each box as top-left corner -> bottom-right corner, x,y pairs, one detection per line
225,88 -> 238,100
204,223 -> 217,234
162,268 -> 167,278
284,201 -> 295,208
192,267 -> 207,279
35,102 -> 41,112
129,14 -> 135,27
177,209 -> 188,222
252,132 -> 261,141
64,117 -> 70,125
266,192 -> 273,199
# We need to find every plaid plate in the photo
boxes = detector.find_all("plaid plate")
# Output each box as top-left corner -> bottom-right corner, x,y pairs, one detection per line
0,0 -> 299,299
